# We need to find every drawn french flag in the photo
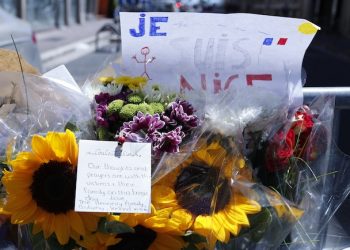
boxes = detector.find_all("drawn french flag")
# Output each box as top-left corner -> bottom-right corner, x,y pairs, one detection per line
263,37 -> 288,46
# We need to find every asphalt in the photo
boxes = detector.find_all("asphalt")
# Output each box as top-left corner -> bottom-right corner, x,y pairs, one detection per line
36,18 -> 115,71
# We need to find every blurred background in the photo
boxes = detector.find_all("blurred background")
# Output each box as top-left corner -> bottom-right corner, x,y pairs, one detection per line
1,0 -> 349,247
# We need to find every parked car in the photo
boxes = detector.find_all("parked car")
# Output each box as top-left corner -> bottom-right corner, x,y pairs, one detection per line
0,8 -> 42,72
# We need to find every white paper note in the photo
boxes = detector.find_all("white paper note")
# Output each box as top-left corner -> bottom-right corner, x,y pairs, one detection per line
75,141 -> 151,213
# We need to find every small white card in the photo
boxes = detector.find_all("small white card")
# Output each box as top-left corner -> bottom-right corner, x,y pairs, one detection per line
75,140 -> 151,213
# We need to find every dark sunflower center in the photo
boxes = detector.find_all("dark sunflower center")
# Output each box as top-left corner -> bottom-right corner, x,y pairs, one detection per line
175,163 -> 231,216
108,225 -> 157,250
30,160 -> 76,214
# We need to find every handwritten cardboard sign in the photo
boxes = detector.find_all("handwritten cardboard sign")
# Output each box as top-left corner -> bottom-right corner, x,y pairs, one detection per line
120,12 -> 319,106
75,140 -> 151,213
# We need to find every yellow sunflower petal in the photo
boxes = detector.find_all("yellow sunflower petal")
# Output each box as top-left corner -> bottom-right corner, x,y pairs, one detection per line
4,192 -> 33,211
152,185 -> 178,208
46,131 -> 69,161
143,215 -> 169,229
212,215 -> 229,243
39,213 -> 55,239
289,206 -> 304,220
80,212 -> 99,232
234,195 -> 261,214
32,222 -> 42,235
150,234 -> 186,250
2,171 -> 33,192
54,214 -> 71,245
65,129 -> 78,166
10,152 -> 41,171
193,215 -> 213,238
170,209 -> 193,231
219,211 -> 240,236
68,211 -> 85,236
224,205 -> 250,226
10,200 -> 37,224
31,134 -> 57,162
118,213 -> 139,227
96,232 -> 120,246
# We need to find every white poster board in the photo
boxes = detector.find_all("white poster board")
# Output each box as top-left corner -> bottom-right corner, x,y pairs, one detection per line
120,12 -> 318,104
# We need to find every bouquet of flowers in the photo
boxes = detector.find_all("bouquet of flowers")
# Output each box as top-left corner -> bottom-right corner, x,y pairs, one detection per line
91,75 -> 199,157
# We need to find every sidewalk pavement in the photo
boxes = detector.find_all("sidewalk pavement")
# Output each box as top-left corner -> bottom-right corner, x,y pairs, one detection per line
36,18 -> 115,71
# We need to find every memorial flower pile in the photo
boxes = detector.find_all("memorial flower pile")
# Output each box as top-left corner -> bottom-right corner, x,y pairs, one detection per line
0,69 -> 344,249
1,12 -> 350,250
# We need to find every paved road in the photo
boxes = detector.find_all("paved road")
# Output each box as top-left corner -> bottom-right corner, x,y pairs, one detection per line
65,49 -> 119,86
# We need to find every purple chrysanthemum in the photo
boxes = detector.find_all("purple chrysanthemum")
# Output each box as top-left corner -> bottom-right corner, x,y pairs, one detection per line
95,92 -> 111,105
154,126 -> 185,154
120,112 -> 165,143
95,104 -> 109,127
162,99 -> 199,132
95,87 -> 131,105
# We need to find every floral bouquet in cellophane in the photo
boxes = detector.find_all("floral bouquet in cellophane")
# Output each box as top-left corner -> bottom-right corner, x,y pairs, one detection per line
77,71 -> 348,249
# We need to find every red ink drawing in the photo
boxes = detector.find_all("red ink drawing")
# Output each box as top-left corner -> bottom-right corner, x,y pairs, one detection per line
277,38 -> 288,45
246,74 -> 272,86
132,47 -> 156,79
180,75 -> 194,93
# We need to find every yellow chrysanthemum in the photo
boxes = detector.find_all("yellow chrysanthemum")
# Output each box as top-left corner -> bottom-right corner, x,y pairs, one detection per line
1,130 -> 102,245
148,136 -> 261,247
99,76 -> 115,85
113,75 -> 133,85
113,75 -> 148,90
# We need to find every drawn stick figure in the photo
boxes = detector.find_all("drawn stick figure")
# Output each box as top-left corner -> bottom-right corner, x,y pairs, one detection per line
132,47 -> 155,80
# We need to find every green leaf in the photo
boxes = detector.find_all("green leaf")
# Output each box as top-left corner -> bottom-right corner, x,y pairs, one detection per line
247,207 -> 273,242
183,233 -> 207,244
46,235 -> 77,250
98,217 -> 135,234
64,122 -> 79,132
28,224 -> 47,250
182,243 -> 199,250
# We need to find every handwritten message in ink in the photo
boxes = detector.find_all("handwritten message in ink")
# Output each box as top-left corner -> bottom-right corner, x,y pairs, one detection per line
75,141 -> 151,213
120,12 -> 319,108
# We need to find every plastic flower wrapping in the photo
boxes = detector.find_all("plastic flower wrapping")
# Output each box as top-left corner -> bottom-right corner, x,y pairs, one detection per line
1,15 -> 350,250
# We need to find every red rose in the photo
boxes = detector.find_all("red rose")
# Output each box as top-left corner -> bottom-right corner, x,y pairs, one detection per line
266,129 -> 295,172
292,110 -> 314,134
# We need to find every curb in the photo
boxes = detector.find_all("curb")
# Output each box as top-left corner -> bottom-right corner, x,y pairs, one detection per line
41,32 -> 112,71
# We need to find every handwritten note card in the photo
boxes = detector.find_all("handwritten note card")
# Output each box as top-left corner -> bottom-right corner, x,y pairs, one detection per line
75,140 -> 151,213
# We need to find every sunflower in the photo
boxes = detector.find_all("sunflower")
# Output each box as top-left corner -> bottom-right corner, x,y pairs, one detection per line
118,203 -> 192,236
106,224 -> 186,250
1,130 -> 102,245
266,190 -> 304,221
148,135 -> 261,247
109,208 -> 188,250
72,230 -> 120,250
